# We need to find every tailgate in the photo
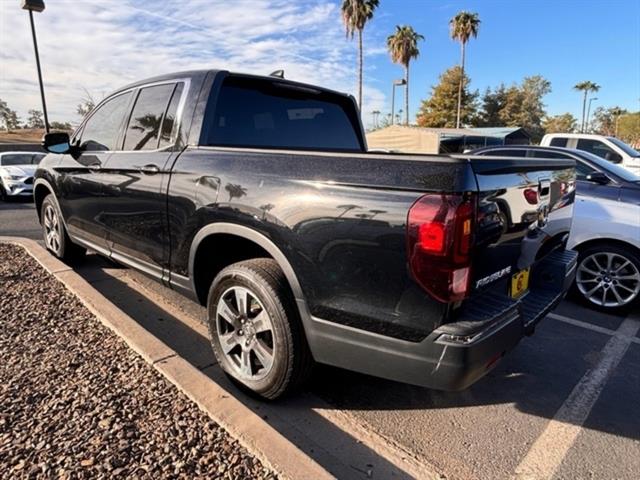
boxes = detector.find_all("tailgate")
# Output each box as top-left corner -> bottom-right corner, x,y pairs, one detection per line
469,157 -> 576,295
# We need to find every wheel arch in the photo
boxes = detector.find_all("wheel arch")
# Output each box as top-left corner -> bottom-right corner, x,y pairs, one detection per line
188,223 -> 305,307
571,237 -> 640,257
33,178 -> 56,222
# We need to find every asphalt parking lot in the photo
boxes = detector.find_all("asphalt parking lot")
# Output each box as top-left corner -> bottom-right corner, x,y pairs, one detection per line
2,199 -> 639,479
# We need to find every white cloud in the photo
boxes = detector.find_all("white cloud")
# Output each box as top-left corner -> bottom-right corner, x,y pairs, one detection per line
0,0 -> 386,126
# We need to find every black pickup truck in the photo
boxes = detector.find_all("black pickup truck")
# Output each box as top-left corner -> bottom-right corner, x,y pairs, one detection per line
36,70 -> 577,399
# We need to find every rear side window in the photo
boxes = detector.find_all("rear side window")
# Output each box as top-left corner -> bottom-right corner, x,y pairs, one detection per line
206,76 -> 362,152
81,92 -> 133,151
159,83 -> 184,149
482,149 -> 527,157
549,137 -> 567,147
123,83 -> 177,151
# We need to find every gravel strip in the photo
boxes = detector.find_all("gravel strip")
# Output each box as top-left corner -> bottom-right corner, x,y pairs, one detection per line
0,243 -> 276,479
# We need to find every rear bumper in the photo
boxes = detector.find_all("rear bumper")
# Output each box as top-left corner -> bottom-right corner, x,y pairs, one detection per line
305,249 -> 577,391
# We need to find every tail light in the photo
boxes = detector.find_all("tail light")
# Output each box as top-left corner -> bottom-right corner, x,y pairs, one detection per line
523,188 -> 538,205
406,193 -> 476,303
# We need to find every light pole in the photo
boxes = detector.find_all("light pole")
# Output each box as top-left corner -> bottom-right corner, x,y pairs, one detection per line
22,0 -> 49,133
390,78 -> 406,126
585,97 -> 598,133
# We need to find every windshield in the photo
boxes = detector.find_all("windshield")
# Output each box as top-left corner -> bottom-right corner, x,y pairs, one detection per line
607,137 -> 640,157
573,149 -> 640,182
0,153 -> 45,166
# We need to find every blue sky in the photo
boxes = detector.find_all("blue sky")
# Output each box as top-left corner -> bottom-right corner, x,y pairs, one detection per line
1,0 -> 638,127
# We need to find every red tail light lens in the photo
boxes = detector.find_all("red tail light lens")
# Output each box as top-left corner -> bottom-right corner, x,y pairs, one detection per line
523,188 -> 538,205
407,193 -> 476,303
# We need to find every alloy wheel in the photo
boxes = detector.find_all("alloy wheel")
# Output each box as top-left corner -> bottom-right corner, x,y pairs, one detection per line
576,252 -> 640,308
43,204 -> 62,253
215,286 -> 275,381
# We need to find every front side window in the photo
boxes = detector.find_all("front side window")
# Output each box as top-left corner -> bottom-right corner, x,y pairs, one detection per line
549,137 -> 568,147
576,138 -> 615,160
575,160 -> 597,180
532,150 -> 572,159
123,83 -> 177,151
80,92 -> 132,151
206,76 -> 362,152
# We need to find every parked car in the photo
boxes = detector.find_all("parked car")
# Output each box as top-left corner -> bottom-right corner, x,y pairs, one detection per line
471,145 -> 640,311
0,151 -> 45,201
541,133 -> 640,174
568,195 -> 640,311
35,70 -> 577,399
471,145 -> 640,205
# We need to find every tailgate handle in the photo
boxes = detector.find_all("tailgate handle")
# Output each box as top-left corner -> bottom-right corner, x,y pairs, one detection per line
538,178 -> 550,198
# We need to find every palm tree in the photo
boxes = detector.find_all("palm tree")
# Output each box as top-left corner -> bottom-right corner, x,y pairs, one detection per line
450,11 -> 480,129
387,25 -> 424,125
341,0 -> 379,109
574,81 -> 600,133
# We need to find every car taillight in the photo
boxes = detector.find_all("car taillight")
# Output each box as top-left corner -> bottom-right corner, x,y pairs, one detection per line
406,193 -> 476,303
523,188 -> 538,205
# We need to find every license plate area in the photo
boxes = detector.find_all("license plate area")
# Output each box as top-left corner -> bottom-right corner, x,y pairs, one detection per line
510,268 -> 530,299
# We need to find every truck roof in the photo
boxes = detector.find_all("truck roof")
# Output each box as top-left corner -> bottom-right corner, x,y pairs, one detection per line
113,69 -> 354,101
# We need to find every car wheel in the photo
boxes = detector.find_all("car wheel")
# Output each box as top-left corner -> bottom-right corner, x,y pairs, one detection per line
573,243 -> 640,312
206,258 -> 313,400
41,194 -> 86,262
0,184 -> 7,202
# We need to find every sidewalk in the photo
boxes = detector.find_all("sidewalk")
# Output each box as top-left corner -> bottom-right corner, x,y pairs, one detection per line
0,242 -> 275,479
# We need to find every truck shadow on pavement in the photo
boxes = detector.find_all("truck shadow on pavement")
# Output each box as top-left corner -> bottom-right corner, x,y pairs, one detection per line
75,254 -> 640,465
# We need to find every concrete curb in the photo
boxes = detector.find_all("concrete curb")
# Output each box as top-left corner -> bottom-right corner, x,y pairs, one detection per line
1,236 -> 334,480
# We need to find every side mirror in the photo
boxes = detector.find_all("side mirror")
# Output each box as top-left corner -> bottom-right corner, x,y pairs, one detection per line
585,171 -> 610,185
605,151 -> 622,163
42,132 -> 71,154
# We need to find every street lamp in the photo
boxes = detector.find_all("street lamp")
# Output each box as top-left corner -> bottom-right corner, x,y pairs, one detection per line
390,78 -> 406,126
22,0 -> 49,133
585,97 -> 598,133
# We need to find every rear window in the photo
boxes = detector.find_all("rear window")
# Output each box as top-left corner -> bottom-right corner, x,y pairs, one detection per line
205,76 -> 363,152
549,137 -> 568,147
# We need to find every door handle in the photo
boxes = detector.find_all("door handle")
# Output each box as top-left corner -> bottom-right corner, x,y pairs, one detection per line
136,164 -> 160,175
87,162 -> 101,172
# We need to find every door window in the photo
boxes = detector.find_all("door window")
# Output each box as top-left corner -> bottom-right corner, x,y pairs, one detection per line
123,83 -> 177,151
531,150 -> 572,159
80,92 -> 133,151
549,137 -> 568,147
159,83 -> 184,149
576,139 -> 616,160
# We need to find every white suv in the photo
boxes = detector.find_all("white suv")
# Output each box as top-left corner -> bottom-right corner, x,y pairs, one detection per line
540,133 -> 640,174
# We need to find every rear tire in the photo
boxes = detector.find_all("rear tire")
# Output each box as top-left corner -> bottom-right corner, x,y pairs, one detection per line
206,258 -> 313,400
41,194 -> 86,263
572,243 -> 640,313
0,184 -> 8,202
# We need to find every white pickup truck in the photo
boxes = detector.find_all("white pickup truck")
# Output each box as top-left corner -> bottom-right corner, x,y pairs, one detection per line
541,133 -> 640,174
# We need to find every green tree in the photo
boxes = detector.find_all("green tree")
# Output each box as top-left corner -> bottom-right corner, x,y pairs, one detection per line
341,0 -> 379,109
543,113 -> 577,134
449,11 -> 480,129
499,76 -> 551,142
592,106 -> 628,136
50,121 -> 73,131
617,112 -> 640,145
387,25 -> 424,125
477,85 -> 507,126
27,109 -> 45,129
573,81 -> 600,133
0,98 -> 20,132
416,66 -> 478,128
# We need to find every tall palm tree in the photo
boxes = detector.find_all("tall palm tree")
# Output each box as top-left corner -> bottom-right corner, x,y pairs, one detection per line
341,0 -> 379,109
387,25 -> 424,125
450,11 -> 480,129
574,81 -> 600,133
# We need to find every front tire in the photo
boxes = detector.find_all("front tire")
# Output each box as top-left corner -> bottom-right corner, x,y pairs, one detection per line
573,243 -> 640,313
41,194 -> 86,262
206,259 -> 313,400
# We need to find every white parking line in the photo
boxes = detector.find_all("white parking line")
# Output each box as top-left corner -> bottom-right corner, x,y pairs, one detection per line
514,315 -> 640,479
548,312 -> 640,345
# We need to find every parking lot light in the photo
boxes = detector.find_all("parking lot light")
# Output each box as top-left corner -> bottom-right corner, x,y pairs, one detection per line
21,0 -> 49,133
